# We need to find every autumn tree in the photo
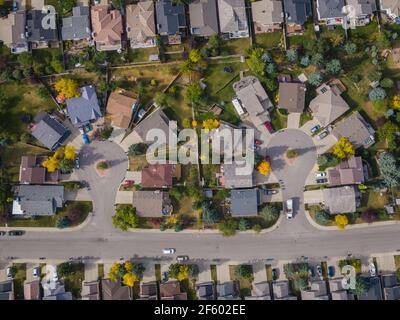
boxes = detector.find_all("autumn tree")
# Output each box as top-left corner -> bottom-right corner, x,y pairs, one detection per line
332,137 -> 355,159
108,262 -> 124,281
54,78 -> 80,99
112,206 -> 139,231
42,155 -> 60,173
335,214 -> 349,230
390,95 -> 400,109
64,145 -> 76,160
202,118 -> 220,130
257,160 -> 271,176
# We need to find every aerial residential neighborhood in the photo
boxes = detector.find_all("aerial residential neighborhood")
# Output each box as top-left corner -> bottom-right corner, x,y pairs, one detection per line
1,0 -> 400,307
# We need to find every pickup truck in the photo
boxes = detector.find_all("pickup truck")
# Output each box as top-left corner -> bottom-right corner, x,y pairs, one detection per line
286,199 -> 293,219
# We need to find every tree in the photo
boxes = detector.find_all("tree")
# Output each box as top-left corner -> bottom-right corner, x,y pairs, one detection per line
111,0 -> 123,10
380,78 -> 394,88
57,262 -> 72,278
17,52 -> 33,68
51,59 -> 64,73
344,42 -> 357,54
108,262 -> 124,281
238,218 -> 250,231
133,263 -> 145,279
218,218 -> 238,236
378,152 -> 400,187
189,49 -> 203,64
58,158 -> 74,173
286,49 -> 298,63
391,95 -> 400,109
300,56 -> 310,67
332,137 -> 355,159
369,87 -> 387,101
350,277 -> 369,296
202,118 -> 220,130
112,206 -> 139,231
66,202 -> 86,225
208,34 -> 222,56
169,186 -> 183,201
367,70 -> 382,82
286,149 -> 298,159
234,265 -> 253,279
247,47 -> 267,77
308,73 -> 323,87
7,266 -> 18,279
188,264 -> 199,278
378,121 -> 398,150
122,273 -> 135,287
315,210 -> 332,225
201,202 -> 220,224
326,59 -> 342,75
60,0 -> 76,14
265,78 -> 277,92
260,205 -> 279,223
168,263 -> 181,279
257,160 -> 271,176
186,82 -> 203,107
56,216 -> 70,229
64,145 -> 76,160
54,78 -> 80,99
177,264 -> 189,281
42,155 -> 60,173
373,99 -> 388,112
335,214 -> 349,230
266,63 -> 276,75
311,53 -> 324,67
154,92 -> 168,107
361,210 -> 377,223
12,69 -> 23,80
128,143 -> 144,156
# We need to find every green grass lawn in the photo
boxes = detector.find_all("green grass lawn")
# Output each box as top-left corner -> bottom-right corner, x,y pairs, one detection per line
127,47 -> 159,63
201,164 -> 220,188
300,112 -> 313,127
270,109 -> 288,130
288,21 -> 316,48
13,263 -> 26,300
254,32 -> 283,49
223,38 -> 251,56
63,263 -> 85,299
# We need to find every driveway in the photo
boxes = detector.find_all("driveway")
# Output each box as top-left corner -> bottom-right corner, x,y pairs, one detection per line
313,134 -> 337,155
65,189 -> 92,201
287,113 -> 301,129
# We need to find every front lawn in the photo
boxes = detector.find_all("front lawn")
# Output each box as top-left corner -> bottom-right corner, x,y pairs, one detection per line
254,32 -> 283,49
270,109 -> 288,130
63,262 -> 85,299
201,164 -> 220,188
13,263 -> 26,300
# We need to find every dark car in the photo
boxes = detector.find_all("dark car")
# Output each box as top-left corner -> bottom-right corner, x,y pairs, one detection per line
316,178 -> 328,184
310,124 -> 321,134
265,189 -> 278,195
223,66 -> 233,73
263,121 -> 274,133
271,268 -> 279,281
162,271 -> 169,283
328,266 -> 335,278
317,131 -> 329,140
8,230 -> 25,236
0,231 -> 6,236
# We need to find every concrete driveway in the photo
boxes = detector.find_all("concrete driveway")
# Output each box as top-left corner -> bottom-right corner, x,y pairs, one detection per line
299,119 -> 320,136
313,134 -> 337,155
65,189 -> 92,201
287,113 -> 301,129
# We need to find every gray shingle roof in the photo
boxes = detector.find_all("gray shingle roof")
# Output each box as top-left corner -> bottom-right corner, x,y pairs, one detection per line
252,0 -> 284,26
317,0 -> 345,19
31,113 -> 71,150
218,0 -> 248,34
189,0 -> 219,37
223,162 -> 254,188
216,281 -> 235,297
26,10 -> 58,42
283,0 -> 312,25
230,188 -> 259,217
14,185 -> 64,216
61,6 -> 91,41
66,85 -> 102,127
346,0 -> 376,16
155,0 -> 186,35
323,186 -> 357,214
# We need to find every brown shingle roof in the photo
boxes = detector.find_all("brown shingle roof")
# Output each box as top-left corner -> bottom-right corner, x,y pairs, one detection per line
20,156 -> 59,184
278,82 -> 306,113
328,157 -> 365,186
24,280 -> 41,300
132,190 -> 172,217
141,163 -> 174,188
91,5 -> 123,50
106,90 -> 137,129
101,279 -> 131,300
126,2 -> 156,44
160,280 -> 188,300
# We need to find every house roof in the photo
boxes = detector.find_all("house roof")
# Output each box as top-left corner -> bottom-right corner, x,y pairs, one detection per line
327,157 -> 365,186
316,0 -> 345,19
140,281 -> 158,297
66,85 -> 102,127
272,281 -> 290,299
283,0 -> 312,25
106,90 -> 137,129
62,6 -> 91,40
24,280 -> 41,300
42,292 -> 73,300
346,0 -> 376,16
14,184 -> 64,216
382,273 -> 398,287
216,281 -> 235,297
81,281 -> 100,300
301,280 -> 329,300
332,111 -> 375,149
26,10 -> 58,42
102,279 -> 132,300
20,155 -> 59,184
0,11 -> 28,51
278,82 -> 306,113
31,113 -> 71,150
357,276 -> 382,300
218,0 -> 248,34
309,84 -> 350,127
196,282 -> 215,298
223,162 -> 254,188
230,188 -> 259,217
252,281 -> 271,297
189,0 -> 219,36
323,186 -> 358,214
126,2 -> 156,43
132,190 -> 172,217
160,280 -> 187,299
252,0 -> 283,26
91,5 -> 123,47
381,0 -> 400,16
155,0 -> 186,35
141,163 -> 174,188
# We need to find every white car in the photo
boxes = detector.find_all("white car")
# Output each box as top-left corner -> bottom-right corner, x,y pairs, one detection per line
162,248 -> 176,254
369,263 -> 376,277
6,267 -> 12,279
315,172 -> 327,178
33,267 -> 40,278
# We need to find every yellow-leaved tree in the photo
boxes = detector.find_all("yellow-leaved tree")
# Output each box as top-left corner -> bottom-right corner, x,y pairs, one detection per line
391,95 -> 400,109
191,119 -> 198,128
122,273 -> 135,287
124,261 -> 133,273
64,145 -> 76,160
42,155 -> 60,173
108,262 -> 122,281
54,78 -> 80,99
257,160 -> 271,176
332,137 -> 355,159
177,264 -> 189,281
202,118 -> 220,131
335,214 -> 349,230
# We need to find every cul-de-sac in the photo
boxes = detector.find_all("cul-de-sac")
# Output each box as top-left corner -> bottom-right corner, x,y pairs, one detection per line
0,0 -> 400,302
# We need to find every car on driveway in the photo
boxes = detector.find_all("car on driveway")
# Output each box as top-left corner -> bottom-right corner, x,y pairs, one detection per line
162,248 -> 176,254
286,199 -> 293,219
317,131 -> 329,140
264,189 -> 278,195
271,268 -> 279,281
328,266 -> 335,278
254,139 -> 262,145
369,263 -> 376,276
8,230 -> 24,236
263,121 -> 274,133
75,156 -> 80,169
6,267 -> 13,279
316,265 -> 323,280
162,271 -> 169,283
310,125 -> 321,134
176,255 -> 189,262
316,178 -> 328,184
249,145 -> 261,151
33,267 -> 40,278
315,172 -> 327,178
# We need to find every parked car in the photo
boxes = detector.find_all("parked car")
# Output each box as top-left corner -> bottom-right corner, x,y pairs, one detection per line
316,178 -> 328,184
176,255 -> 189,262
12,1 -> 18,11
315,172 -> 327,178
6,267 -> 12,279
162,248 -> 176,254
254,139 -> 263,145
286,199 -> 293,219
33,267 -> 40,278
316,265 -> 323,279
162,271 -> 169,283
0,231 -> 6,236
263,121 -> 274,134
328,266 -> 335,278
317,131 -> 329,140
8,230 -> 24,236
137,108 -> 146,120
75,156 -> 80,169
310,125 -> 321,134
223,66 -> 233,73
265,189 -> 278,195
369,263 -> 376,277
271,268 -> 279,281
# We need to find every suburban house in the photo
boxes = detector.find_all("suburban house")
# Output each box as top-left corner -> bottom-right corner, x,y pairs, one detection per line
19,155 -> 59,184
300,280 -> 329,300
329,278 -> 353,300
216,281 -> 240,300
132,190 -> 173,217
272,281 -> 298,300
42,280 -> 72,300
357,276 -> 383,300
66,85 -> 102,128
24,280 -> 41,300
209,121 -> 244,155
160,280 -> 188,300
309,83 -> 350,128
139,281 -> 158,300
31,112 -> 71,150
106,89 -> 139,129
220,162 -> 255,188
196,282 -> 215,300
230,188 -> 259,217
278,82 -> 306,113
102,279 -> 132,300
189,0 -> 219,37
81,281 -> 100,300
316,0 -> 345,26
0,11 -> 29,54
155,0 -> 187,45
345,0 -> 376,26
381,273 -> 400,300
12,185 -> 65,216
126,2 -> 157,49
380,0 -> 400,21
141,163 -> 178,188
327,156 -> 366,186
332,111 -> 376,149
91,5 -> 123,51
245,281 -> 272,300
233,76 -> 274,132
0,280 -> 14,300
218,0 -> 249,39
26,10 -> 59,49
251,0 -> 283,33
322,186 -> 359,214
61,6 -> 91,42
283,0 -> 312,33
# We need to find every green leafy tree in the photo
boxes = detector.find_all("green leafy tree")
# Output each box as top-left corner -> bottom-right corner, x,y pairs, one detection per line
60,0 -> 76,15
350,277 -> 370,296
168,263 -> 181,279
112,206 -> 139,231
51,58 -> 64,73
238,218 -> 251,231
188,264 -> 200,278
380,78 -> 394,88
17,52 -> 33,68
58,158 -> 75,174
218,218 -> 238,236
315,210 -> 332,225
378,152 -> 400,187
311,53 -> 324,67
8,266 -> 18,278
300,56 -> 310,67
308,73 -> 323,87
201,202 -> 220,224
260,205 -> 279,223
326,59 -> 342,75
369,87 -> 387,101
208,34 -> 222,56
266,63 -> 276,75
57,262 -> 72,278
186,82 -> 204,107
247,47 -> 267,77
286,49 -> 298,63
169,186 -> 183,201
128,143 -> 144,156
154,92 -> 168,108
344,42 -> 357,54
234,265 -> 253,279
378,121 -> 398,150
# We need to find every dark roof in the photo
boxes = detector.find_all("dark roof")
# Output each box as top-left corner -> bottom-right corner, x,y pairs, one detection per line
20,155 -> 59,184
283,0 -> 312,25
317,0 -> 345,19
216,281 -> 235,297
155,0 -> 186,35
140,281 -> 158,297
101,279 -> 132,300
196,282 -> 215,298
327,156 -> 365,186
160,280 -> 187,299
278,82 -> 306,113
230,188 -> 259,217
141,163 -> 174,188
357,276 -> 383,300
31,113 -> 71,150
26,10 -> 58,42
0,280 -> 14,300
62,6 -> 91,40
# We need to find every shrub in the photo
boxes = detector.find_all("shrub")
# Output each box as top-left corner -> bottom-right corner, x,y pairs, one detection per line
260,205 -> 279,223
286,149 -> 298,159
97,161 -> 108,170
315,210 -> 332,225
234,265 -> 253,279
218,218 -> 238,237
360,210 -> 377,223
238,218 -> 251,231
252,224 -> 262,233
